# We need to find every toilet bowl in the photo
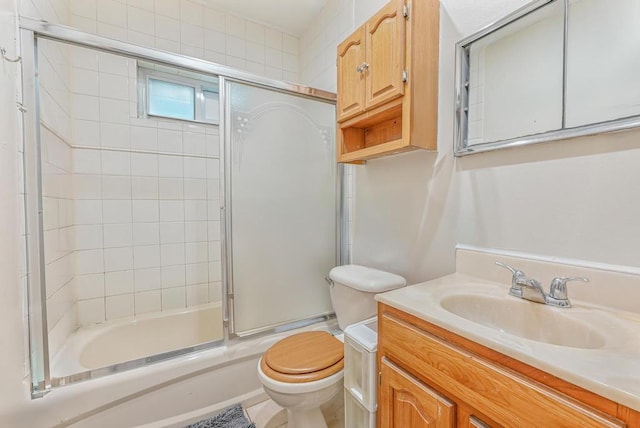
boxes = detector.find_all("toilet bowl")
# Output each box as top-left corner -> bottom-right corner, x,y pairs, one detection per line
257,265 -> 406,427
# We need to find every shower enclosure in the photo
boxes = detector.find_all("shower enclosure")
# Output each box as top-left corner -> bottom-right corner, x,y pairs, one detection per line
20,18 -> 342,397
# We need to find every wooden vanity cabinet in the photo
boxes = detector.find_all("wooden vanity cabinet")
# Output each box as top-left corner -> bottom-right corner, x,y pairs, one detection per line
377,303 -> 640,427
336,0 -> 439,163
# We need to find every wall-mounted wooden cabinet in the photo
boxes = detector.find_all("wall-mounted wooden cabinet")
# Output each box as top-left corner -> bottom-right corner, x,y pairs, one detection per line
378,303 -> 640,427
336,0 -> 439,163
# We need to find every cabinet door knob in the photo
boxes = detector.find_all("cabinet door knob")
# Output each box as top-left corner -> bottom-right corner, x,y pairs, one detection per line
356,62 -> 369,73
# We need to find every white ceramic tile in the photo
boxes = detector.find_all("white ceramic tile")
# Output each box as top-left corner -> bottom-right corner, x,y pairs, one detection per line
180,0 -> 204,26
132,176 -> 158,199
208,221 -> 221,241
128,6 -> 155,35
75,249 -> 105,275
208,281 -> 222,302
245,21 -> 264,43
134,267 -> 161,291
155,15 -> 180,42
265,48 -> 283,69
133,222 -> 160,246
186,283 -> 208,306
162,287 -> 186,310
73,149 -> 101,175
161,264 -> 186,288
76,273 -> 105,300
128,29 -> 155,47
104,247 -> 134,271
208,200 -> 221,221
134,245 -> 161,269
155,37 -> 181,54
183,132 -> 206,155
100,122 -> 130,148
208,241 -> 221,261
74,175 -> 103,199
209,261 -> 221,281
154,0 -> 179,17
185,221 -> 207,242
204,29 -> 226,54
181,24 -> 204,48
105,269 -> 135,295
161,243 -> 186,266
72,68 -> 100,96
283,34 -> 298,54
185,242 -> 207,264
206,180 -> 220,200
135,290 -> 161,314
106,294 -> 135,319
77,298 -> 105,325
99,72 -> 130,101
100,98 -> 130,124
157,129 -> 182,153
103,199 -> 133,223
96,0 -> 127,27
103,223 -> 133,248
185,200 -> 207,221
160,222 -> 185,243
102,176 -> 132,199
74,224 -> 104,250
226,36 -> 246,59
203,7 -> 225,31
186,262 -> 208,285
99,54 -> 129,77
246,43 -> 265,65
74,199 -> 103,224
73,94 -> 100,121
204,50 -> 226,65
265,66 -> 283,81
159,200 -> 184,222
225,55 -> 246,71
159,178 -> 184,200
101,151 -> 131,176
183,157 -> 206,179
97,22 -> 128,40
70,0 -> 97,19
133,199 -> 160,223
72,46 -> 100,71
183,179 -> 206,200
159,154 -> 183,178
130,126 -> 158,151
131,153 -> 159,177
283,53 -> 298,73
180,44 -> 204,59
265,28 -> 283,50
74,119 -> 101,147
225,14 -> 245,38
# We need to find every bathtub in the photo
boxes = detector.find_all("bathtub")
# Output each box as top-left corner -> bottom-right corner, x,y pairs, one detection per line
52,303 -> 224,377
37,304 -> 336,427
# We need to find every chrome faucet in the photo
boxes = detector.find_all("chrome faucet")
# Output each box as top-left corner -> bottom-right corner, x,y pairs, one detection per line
495,261 -> 588,308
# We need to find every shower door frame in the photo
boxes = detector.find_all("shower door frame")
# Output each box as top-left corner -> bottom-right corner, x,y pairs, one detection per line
18,17 -> 344,398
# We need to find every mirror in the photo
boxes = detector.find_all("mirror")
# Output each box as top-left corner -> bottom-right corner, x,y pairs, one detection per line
455,0 -> 640,155
466,1 -> 564,145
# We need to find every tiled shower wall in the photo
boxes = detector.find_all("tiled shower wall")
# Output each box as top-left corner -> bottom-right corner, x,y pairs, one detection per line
67,0 -> 300,82
70,46 -> 222,326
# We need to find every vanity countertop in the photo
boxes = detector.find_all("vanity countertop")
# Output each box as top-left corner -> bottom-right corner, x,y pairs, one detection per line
376,272 -> 640,412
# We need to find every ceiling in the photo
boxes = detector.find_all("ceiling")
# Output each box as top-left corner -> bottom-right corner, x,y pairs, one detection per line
205,0 -> 329,35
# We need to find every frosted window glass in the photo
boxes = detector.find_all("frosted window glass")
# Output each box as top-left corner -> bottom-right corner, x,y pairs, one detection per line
203,90 -> 219,123
228,82 -> 337,335
148,78 -> 195,120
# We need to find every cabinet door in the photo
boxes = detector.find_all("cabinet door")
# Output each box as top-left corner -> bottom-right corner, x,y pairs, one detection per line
365,0 -> 406,110
379,357 -> 455,428
337,27 -> 366,122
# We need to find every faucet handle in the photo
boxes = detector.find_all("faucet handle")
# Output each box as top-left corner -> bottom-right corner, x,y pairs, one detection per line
495,261 -> 525,279
549,276 -> 589,300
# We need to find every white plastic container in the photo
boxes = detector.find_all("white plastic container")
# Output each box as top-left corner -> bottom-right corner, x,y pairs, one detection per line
344,317 -> 378,412
345,390 -> 376,428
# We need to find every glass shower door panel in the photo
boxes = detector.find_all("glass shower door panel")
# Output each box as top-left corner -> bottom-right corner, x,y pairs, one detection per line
229,83 -> 336,335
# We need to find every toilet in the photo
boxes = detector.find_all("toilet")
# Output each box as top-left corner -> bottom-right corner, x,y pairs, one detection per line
257,265 -> 406,428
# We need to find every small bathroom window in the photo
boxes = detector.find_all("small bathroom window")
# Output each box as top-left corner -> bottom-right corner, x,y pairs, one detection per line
139,65 -> 219,124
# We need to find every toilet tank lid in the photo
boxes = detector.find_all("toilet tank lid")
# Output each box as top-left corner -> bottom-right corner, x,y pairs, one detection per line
329,265 -> 406,292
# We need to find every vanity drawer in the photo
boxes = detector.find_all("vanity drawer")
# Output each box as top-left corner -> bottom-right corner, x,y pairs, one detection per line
379,313 -> 625,428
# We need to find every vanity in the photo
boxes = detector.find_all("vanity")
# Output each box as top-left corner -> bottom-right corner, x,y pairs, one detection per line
375,248 -> 640,427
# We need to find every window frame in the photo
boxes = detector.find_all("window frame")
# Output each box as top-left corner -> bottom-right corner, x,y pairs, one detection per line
138,67 -> 220,125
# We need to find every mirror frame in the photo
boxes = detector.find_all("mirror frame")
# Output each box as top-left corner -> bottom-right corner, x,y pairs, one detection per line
454,0 -> 640,156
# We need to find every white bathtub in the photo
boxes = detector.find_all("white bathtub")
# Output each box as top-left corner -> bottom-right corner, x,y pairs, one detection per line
38,305 -> 336,428
52,303 -> 224,377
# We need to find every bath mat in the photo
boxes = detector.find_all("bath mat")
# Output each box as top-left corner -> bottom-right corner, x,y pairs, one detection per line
185,404 -> 255,428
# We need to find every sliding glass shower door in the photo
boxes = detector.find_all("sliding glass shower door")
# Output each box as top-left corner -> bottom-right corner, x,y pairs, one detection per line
225,82 -> 338,336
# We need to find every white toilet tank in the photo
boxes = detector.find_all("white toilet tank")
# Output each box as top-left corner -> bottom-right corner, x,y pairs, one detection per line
328,265 -> 406,330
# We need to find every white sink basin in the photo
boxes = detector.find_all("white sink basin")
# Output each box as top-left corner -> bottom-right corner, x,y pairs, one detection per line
440,294 -> 606,349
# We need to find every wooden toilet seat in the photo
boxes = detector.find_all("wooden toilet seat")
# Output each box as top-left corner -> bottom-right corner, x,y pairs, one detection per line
261,331 -> 344,383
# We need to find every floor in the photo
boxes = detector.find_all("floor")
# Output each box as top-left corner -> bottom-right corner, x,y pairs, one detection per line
245,391 -> 345,428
